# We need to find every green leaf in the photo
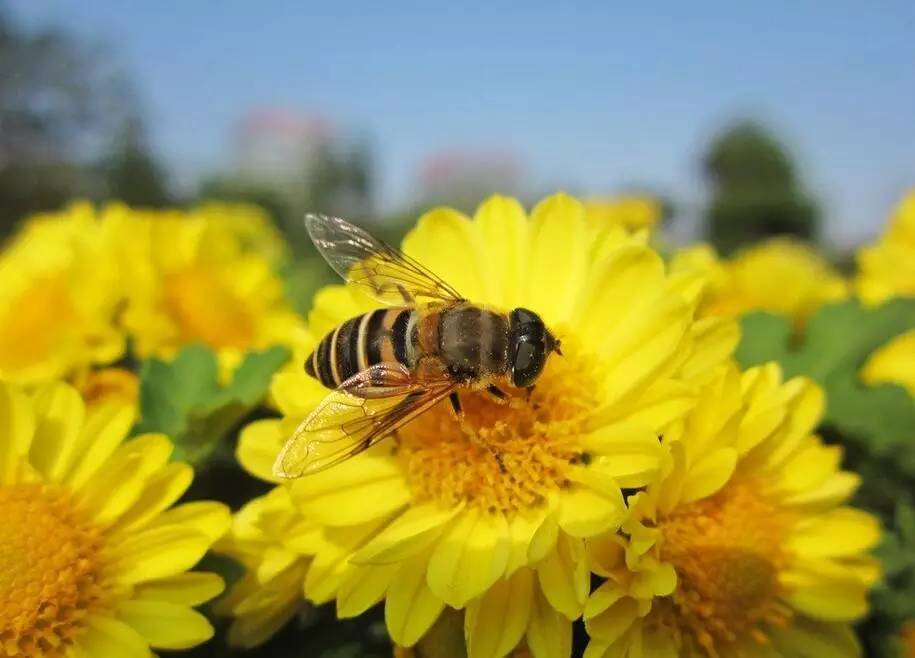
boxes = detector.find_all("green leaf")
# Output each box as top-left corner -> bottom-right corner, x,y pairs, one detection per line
135,345 -> 221,440
736,299 -> 915,466
135,344 -> 289,464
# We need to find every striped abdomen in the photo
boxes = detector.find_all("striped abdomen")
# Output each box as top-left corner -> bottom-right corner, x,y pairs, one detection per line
305,304 -> 510,389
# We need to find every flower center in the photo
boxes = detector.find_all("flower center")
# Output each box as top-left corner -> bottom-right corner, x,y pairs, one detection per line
0,276 -> 76,372
395,352 -> 598,514
655,480 -> 792,656
163,265 -> 255,349
0,484 -> 110,657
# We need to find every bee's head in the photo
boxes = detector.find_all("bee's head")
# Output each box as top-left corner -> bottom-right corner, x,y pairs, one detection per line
508,307 -> 561,388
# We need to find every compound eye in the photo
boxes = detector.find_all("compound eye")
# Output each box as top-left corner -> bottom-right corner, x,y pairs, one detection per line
511,341 -> 545,388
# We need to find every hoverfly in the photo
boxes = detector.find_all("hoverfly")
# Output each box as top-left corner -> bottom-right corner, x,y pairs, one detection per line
273,214 -> 562,478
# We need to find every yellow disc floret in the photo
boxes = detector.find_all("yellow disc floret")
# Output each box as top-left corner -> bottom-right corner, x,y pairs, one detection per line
657,480 -> 792,655
0,485 -> 111,657
397,352 -> 599,514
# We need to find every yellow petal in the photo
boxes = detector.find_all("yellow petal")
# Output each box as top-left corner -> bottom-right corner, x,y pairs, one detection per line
465,569 -> 534,658
236,418 -> 285,483
76,434 -> 174,526
78,616 -> 151,658
782,472 -> 860,509
536,535 -> 589,619
115,526 -> 214,584
585,597 -> 639,644
788,509 -> 881,558
506,506 -> 551,575
109,462 -> 194,534
337,563 -> 399,618
598,292 -> 690,406
784,580 -> 870,622
151,501 -> 231,543
771,618 -> 861,658
134,572 -> 225,606
583,581 -> 624,620
0,381 -> 34,484
28,382 -> 85,482
257,547 -> 299,583
580,422 -> 662,489
679,447 -> 737,504
620,380 -> 696,432
527,508 -> 560,563
352,503 -> 462,565
119,600 -> 214,650
65,402 -> 135,489
678,317 -> 739,382
427,508 -> 510,608
403,207 -> 489,302
305,519 -> 387,603
575,245 -> 664,348
559,469 -> 626,537
291,455 -> 410,526
474,195 -> 529,308
227,602 -> 300,649
524,193 -> 587,325
526,585 -> 572,658
385,558 -> 446,647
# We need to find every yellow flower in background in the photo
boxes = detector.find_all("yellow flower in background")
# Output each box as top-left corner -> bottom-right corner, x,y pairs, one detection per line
214,487 -> 317,648
0,380 -> 229,657
671,238 -> 848,328
857,190 -> 915,305
194,201 -> 290,265
584,363 -> 880,658
229,193 -> 738,656
0,202 -> 125,385
74,367 -> 140,410
583,197 -> 662,232
104,203 -> 302,372
861,329 -> 915,397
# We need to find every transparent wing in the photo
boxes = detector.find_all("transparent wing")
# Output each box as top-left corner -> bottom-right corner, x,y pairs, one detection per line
273,363 -> 456,478
306,213 -> 465,305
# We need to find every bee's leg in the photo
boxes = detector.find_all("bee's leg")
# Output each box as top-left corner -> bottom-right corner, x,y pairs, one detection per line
448,391 -> 463,418
449,391 -> 506,472
485,384 -> 510,404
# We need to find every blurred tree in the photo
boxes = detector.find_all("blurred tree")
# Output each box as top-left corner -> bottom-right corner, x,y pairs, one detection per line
703,121 -> 820,254
0,8 -> 138,236
101,116 -> 171,206
301,137 -> 374,221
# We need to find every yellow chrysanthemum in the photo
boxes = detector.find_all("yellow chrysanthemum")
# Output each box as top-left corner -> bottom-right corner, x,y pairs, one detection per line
73,368 -> 140,411
584,363 -> 880,658
671,238 -> 848,328
583,197 -> 662,232
860,329 -> 915,397
226,193 -> 738,656
0,203 -> 125,385
856,190 -> 915,305
213,487 -> 317,648
0,379 -> 229,657
103,203 -> 302,372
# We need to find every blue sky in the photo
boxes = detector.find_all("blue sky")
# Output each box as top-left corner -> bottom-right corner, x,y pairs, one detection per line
9,1 -> 915,245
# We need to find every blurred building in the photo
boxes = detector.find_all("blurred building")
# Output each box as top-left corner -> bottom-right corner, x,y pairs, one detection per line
233,108 -> 332,190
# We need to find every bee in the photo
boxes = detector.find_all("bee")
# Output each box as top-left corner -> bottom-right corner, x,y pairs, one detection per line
273,214 -> 562,478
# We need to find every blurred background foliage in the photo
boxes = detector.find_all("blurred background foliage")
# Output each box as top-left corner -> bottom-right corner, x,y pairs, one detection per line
2,4 -> 914,657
